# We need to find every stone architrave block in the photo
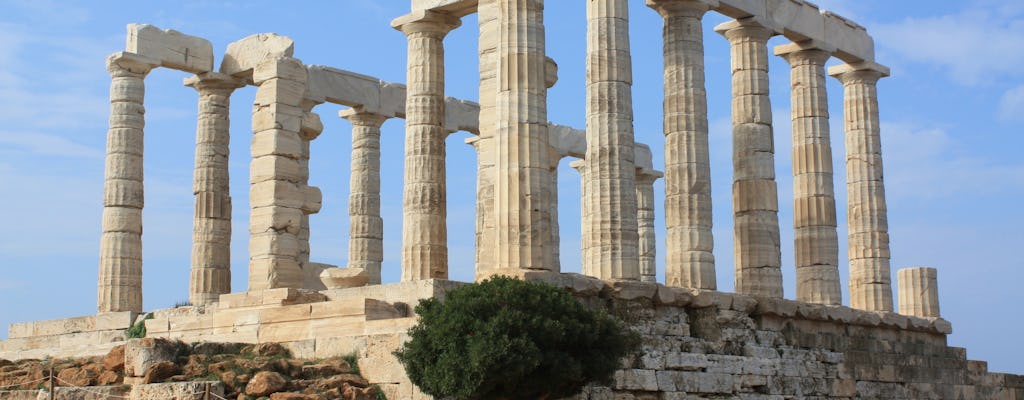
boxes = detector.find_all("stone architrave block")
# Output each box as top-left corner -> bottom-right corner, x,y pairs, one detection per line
125,24 -> 214,73
220,33 -> 295,79
822,10 -> 874,62
765,0 -> 824,41
444,98 -> 480,134
305,66 -> 383,112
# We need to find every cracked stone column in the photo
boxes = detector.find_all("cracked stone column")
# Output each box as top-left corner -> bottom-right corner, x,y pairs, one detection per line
715,18 -> 783,298
297,104 -> 324,289
636,168 -> 662,283
392,11 -> 460,281
98,52 -> 157,313
492,0 -> 553,272
830,62 -> 894,312
184,72 -> 244,306
474,0 -> 499,280
585,0 -> 640,280
340,109 -> 388,285
897,267 -> 940,318
647,0 -> 716,289
248,57 -> 321,291
777,42 -> 841,305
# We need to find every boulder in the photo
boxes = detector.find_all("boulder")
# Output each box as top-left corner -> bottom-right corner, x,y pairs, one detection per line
142,360 -> 181,384
246,371 -> 287,397
102,344 -> 125,372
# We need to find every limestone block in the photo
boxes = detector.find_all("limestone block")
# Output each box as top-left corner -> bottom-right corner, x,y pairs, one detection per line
130,381 -> 224,400
125,24 -> 213,73
124,338 -> 180,377
765,0 -> 824,41
320,267 -> 370,289
822,10 -> 874,62
250,206 -> 302,235
604,280 -> 658,301
250,156 -> 302,183
220,33 -> 295,78
306,66 -> 383,112
251,130 -> 303,159
443,98 -> 480,134
253,103 -> 305,133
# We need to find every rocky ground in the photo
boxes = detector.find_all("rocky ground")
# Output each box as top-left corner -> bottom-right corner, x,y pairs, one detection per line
0,342 -> 381,400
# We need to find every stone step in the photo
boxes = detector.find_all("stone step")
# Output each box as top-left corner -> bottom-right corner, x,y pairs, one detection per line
8,311 -> 135,339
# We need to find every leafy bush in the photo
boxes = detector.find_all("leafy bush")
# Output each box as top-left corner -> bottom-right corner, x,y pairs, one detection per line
395,276 -> 640,400
126,313 -> 154,339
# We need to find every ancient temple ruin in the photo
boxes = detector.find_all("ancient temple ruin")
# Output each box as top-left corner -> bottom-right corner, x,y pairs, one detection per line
2,0 -> 1022,399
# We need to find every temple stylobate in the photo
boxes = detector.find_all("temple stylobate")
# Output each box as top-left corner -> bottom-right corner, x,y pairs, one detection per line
95,0 -> 909,318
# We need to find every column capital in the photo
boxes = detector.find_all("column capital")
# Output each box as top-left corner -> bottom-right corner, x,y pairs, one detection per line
391,10 -> 461,37
714,17 -> 780,42
184,71 -> 246,92
645,0 -> 716,18
774,40 -> 834,65
339,107 -> 388,128
635,167 -> 664,184
106,52 -> 159,77
829,61 -> 891,84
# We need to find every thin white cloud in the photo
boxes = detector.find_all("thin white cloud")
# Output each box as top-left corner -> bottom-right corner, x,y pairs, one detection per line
882,121 -> 1024,200
998,85 -> 1024,122
0,131 -> 103,158
871,8 -> 1024,86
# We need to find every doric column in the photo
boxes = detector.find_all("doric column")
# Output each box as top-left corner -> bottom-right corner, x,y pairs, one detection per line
570,160 -> 590,274
548,148 -> 562,273
474,0 -> 499,280
584,0 -> 640,280
392,11 -> 461,281
184,72 -> 244,306
636,168 -> 663,283
98,52 -> 157,313
248,57 -> 320,291
647,0 -> 716,289
776,42 -> 841,305
715,18 -> 783,298
492,0 -> 553,272
830,62 -> 894,312
897,267 -> 940,318
340,109 -> 388,285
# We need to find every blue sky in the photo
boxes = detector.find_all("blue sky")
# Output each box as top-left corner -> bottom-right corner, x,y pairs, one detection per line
0,0 -> 1021,373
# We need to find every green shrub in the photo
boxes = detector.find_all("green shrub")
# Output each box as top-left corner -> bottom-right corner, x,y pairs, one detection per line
395,276 -> 640,400
126,313 -> 154,339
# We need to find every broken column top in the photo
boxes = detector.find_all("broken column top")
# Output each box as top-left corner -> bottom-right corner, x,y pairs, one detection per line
126,23 -> 214,74
220,33 -> 295,81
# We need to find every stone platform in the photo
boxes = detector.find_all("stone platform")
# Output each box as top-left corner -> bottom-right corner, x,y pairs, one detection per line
2,275 -> 1022,399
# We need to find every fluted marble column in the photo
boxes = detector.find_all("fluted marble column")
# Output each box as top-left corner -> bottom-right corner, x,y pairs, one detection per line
830,62 -> 894,311
548,149 -> 562,273
897,267 -> 940,318
636,169 -> 662,283
492,0 -> 553,271
99,52 -> 157,313
570,160 -> 590,274
474,0 -> 499,280
585,0 -> 640,280
777,42 -> 841,305
715,18 -> 783,298
392,11 -> 460,281
648,0 -> 716,289
184,72 -> 244,306
340,109 -> 388,285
